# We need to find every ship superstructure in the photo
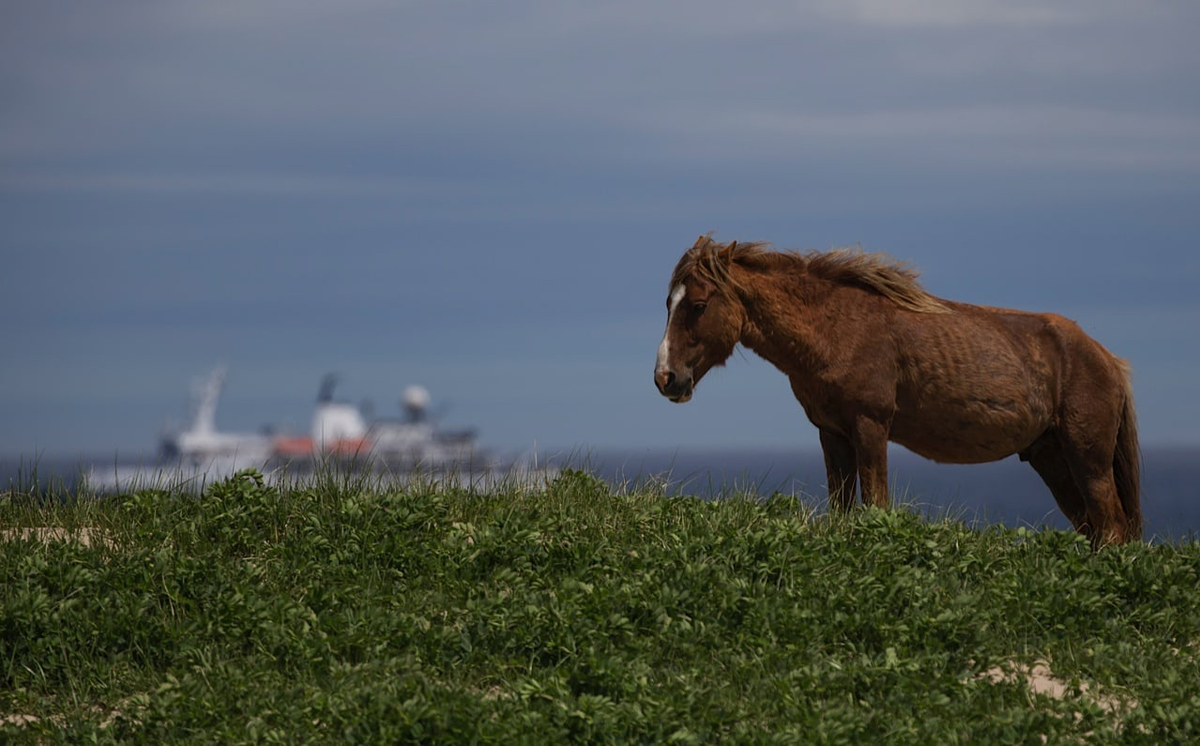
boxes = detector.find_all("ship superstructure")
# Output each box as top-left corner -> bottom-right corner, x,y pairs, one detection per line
161,368 -> 482,471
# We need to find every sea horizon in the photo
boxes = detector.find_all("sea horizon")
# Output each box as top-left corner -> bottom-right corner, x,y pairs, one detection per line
3,445 -> 1197,542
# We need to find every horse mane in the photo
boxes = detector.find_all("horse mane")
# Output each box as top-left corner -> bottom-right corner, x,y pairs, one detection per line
674,235 -> 948,314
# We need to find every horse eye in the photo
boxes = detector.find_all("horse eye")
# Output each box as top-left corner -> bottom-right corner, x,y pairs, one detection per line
693,302 -> 707,315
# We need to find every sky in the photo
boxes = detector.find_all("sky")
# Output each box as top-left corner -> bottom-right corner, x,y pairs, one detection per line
2,0 -> 1199,459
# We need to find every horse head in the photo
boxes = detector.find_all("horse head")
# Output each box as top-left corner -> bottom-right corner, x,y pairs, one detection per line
654,236 -> 746,403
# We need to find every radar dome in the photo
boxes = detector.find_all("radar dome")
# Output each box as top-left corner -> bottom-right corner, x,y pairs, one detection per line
402,385 -> 432,423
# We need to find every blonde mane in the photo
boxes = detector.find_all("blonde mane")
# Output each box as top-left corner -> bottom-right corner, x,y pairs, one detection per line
673,235 -> 948,314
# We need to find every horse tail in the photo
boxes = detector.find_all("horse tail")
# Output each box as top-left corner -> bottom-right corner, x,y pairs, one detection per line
1113,360 -> 1142,540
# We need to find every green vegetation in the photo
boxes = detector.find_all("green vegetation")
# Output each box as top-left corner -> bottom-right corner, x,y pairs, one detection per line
4,467 -> 1200,743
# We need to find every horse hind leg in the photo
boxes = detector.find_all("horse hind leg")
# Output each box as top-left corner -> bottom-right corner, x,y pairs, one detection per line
1063,448 -> 1131,548
1052,335 -> 1137,547
1023,435 -> 1093,540
1040,423 -> 1132,548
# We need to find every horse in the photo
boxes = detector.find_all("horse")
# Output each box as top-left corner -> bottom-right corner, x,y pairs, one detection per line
654,235 -> 1141,547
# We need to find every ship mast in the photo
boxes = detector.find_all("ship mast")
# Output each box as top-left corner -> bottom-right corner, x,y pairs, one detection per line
190,367 -> 226,435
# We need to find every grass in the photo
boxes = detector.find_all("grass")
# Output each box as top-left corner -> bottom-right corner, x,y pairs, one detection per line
3,467 -> 1200,743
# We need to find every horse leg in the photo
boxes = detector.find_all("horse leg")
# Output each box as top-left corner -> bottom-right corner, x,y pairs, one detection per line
1023,434 -> 1091,536
1048,337 -> 1137,547
1058,426 -> 1130,548
1063,453 -> 1128,548
851,418 -> 890,509
820,429 -> 857,511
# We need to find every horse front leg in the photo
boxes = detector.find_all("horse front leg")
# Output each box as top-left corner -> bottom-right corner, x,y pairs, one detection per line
851,417 -> 890,508
819,430 -> 857,511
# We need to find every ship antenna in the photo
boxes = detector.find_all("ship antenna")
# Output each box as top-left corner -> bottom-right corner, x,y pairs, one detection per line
191,366 -> 226,435
318,374 -> 339,403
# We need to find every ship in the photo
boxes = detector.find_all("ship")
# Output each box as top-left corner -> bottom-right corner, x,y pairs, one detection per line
86,368 -> 549,492
160,367 -> 489,469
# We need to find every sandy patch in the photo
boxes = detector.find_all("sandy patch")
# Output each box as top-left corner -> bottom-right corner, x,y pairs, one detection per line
1,697 -> 142,731
0,526 -> 114,550
1,713 -> 41,727
982,660 -> 1132,714
979,658 -> 1138,744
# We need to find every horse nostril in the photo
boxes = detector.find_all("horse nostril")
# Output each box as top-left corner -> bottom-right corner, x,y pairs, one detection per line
655,369 -> 675,393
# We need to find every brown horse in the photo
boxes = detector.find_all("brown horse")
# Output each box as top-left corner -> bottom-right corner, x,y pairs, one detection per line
654,235 -> 1141,547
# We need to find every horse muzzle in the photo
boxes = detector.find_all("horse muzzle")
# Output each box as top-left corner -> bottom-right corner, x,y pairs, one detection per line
654,367 -> 694,403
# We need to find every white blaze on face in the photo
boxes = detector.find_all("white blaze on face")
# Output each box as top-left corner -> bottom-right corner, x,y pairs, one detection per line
656,284 -> 687,371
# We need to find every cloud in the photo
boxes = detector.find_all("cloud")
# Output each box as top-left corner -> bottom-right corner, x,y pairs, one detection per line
4,1 -> 1196,172
0,170 -> 475,198
817,0 -> 1075,28
631,104 -> 1200,172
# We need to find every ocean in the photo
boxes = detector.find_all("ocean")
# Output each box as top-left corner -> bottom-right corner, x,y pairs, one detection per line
3,447 -> 1197,541
581,447 -> 1199,541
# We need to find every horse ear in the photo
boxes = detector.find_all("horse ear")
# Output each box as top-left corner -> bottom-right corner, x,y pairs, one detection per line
718,240 -> 737,262
692,235 -> 709,249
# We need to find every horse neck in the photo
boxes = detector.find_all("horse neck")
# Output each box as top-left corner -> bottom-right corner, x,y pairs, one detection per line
730,262 -> 833,375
